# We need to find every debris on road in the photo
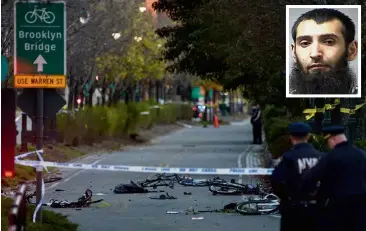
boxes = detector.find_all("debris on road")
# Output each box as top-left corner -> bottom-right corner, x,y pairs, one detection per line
55,189 -> 65,192
166,211 -> 180,214
114,181 -> 149,194
44,176 -> 63,184
183,192 -> 192,195
27,188 -> 104,208
192,216 -> 204,220
94,193 -> 107,196
149,193 -> 177,200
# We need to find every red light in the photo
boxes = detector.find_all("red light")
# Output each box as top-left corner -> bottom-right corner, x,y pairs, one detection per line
5,171 -> 13,177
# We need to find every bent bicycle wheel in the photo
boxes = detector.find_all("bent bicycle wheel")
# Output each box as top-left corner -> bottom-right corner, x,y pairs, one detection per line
236,200 -> 279,215
178,179 -> 208,187
209,185 -> 242,195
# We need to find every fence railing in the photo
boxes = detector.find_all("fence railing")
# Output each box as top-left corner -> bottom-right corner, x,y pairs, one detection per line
8,184 -> 27,231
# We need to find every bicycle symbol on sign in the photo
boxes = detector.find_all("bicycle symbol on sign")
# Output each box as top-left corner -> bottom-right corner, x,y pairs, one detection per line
24,6 -> 55,24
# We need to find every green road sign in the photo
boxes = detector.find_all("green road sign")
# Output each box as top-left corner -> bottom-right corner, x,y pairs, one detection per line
14,1 -> 66,81
1,55 -> 8,81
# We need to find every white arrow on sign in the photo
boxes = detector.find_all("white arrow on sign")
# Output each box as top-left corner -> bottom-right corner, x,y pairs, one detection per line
33,55 -> 47,72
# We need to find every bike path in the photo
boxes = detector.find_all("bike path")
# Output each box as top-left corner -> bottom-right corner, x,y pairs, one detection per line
43,122 -> 280,231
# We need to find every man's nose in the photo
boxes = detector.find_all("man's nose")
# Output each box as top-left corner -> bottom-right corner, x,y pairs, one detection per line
309,42 -> 322,60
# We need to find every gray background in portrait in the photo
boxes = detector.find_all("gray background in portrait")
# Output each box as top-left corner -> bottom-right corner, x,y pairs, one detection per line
288,8 -> 359,79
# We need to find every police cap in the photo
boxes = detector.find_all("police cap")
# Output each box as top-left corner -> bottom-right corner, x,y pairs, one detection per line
288,122 -> 312,137
323,125 -> 345,139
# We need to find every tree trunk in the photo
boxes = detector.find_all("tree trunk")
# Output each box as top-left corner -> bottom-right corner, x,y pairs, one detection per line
67,87 -> 74,110
73,81 -> 79,109
142,81 -> 149,101
125,86 -> 132,104
131,84 -> 136,102
80,91 -> 84,108
67,78 -> 74,110
108,90 -> 113,107
155,81 -> 160,103
330,104 -> 341,125
88,87 -> 95,107
101,87 -> 106,106
149,80 -> 154,102
313,98 -> 325,134
203,89 -> 209,122
113,89 -> 122,105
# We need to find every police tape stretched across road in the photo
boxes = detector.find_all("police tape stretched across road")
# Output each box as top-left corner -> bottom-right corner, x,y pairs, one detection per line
15,159 -> 275,176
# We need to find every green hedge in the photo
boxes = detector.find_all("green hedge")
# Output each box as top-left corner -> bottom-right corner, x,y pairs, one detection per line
355,139 -> 366,151
57,103 -> 193,146
263,105 -> 365,158
263,105 -> 330,158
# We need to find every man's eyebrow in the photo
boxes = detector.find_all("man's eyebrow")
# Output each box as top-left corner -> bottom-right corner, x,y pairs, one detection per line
296,35 -> 312,42
319,33 -> 339,39
296,33 -> 339,42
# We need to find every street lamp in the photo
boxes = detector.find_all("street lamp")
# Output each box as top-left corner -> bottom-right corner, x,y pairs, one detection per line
139,6 -> 146,12
112,33 -> 121,40
79,10 -> 90,24
134,36 -> 143,42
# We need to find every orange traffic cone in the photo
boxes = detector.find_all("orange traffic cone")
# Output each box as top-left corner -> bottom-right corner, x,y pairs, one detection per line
214,115 -> 219,128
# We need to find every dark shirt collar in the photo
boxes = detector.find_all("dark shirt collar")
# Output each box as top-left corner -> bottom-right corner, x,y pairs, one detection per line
293,143 -> 313,150
334,141 -> 349,148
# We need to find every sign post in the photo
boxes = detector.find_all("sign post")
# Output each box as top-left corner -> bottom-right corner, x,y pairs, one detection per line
14,0 -> 67,223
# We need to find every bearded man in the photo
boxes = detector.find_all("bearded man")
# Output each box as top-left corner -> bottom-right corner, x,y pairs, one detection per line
289,8 -> 358,95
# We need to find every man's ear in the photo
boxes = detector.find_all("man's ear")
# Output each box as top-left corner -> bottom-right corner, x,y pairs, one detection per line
291,43 -> 297,63
347,40 -> 358,61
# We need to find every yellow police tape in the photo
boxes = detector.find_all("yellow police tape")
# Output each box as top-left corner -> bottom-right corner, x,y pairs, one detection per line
303,98 -> 366,120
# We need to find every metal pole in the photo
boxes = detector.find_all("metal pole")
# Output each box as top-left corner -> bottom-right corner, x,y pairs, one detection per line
20,113 -> 28,152
35,88 -> 44,223
8,184 -> 27,231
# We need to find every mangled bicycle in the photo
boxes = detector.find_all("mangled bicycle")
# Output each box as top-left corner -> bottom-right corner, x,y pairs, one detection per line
235,193 -> 280,215
208,179 -> 265,195
26,188 -> 104,208
113,173 -> 226,193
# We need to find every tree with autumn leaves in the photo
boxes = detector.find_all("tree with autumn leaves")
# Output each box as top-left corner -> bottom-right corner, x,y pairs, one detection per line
96,6 -> 166,104
152,0 -> 366,139
152,0 -> 365,110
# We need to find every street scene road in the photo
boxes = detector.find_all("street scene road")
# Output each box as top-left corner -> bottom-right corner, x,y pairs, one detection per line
43,121 -> 280,231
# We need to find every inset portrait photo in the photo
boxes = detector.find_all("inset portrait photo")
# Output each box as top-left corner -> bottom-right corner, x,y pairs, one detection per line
286,5 -> 362,98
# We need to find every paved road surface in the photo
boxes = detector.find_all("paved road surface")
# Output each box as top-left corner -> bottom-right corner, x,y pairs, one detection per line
40,120 -> 280,231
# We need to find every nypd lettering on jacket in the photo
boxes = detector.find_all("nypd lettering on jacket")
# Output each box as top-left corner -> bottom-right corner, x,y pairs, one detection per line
297,158 -> 319,174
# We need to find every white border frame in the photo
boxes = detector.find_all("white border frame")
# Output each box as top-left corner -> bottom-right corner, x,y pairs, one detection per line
285,5 -> 362,98
13,0 -> 67,76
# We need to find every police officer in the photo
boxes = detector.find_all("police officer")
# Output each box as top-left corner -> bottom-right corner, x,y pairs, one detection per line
250,104 -> 262,144
302,125 -> 366,231
271,122 -> 325,231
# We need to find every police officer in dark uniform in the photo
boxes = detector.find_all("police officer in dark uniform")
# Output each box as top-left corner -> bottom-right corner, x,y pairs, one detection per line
271,122 -> 325,231
302,125 -> 366,231
250,104 -> 262,144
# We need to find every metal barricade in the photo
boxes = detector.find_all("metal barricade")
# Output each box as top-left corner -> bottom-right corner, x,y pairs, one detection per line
8,184 -> 27,231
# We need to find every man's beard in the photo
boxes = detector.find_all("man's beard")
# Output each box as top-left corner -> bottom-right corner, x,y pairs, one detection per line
289,56 -> 356,94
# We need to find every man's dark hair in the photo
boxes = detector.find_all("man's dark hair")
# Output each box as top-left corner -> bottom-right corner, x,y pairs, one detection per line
291,8 -> 356,45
